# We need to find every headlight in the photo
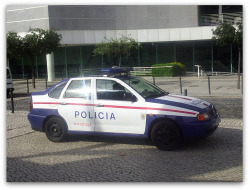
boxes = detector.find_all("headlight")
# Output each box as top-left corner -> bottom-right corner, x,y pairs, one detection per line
197,112 -> 210,121
197,105 -> 218,121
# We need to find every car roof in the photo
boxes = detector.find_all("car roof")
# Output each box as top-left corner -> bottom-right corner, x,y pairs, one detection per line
68,75 -> 134,80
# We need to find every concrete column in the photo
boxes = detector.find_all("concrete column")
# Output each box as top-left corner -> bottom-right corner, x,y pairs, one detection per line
211,42 -> 214,73
219,5 -> 223,22
46,52 -> 55,82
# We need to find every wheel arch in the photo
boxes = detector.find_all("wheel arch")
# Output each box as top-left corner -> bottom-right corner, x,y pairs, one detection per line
147,117 -> 184,140
42,115 -> 68,132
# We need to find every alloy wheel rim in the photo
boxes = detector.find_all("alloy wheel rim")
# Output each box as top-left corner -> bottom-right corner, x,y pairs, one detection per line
50,123 -> 62,138
157,127 -> 173,144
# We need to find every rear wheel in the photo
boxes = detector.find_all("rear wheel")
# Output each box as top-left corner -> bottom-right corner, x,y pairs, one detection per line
151,120 -> 182,151
44,117 -> 68,142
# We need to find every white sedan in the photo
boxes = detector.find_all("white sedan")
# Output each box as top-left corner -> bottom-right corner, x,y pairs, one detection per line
28,68 -> 220,150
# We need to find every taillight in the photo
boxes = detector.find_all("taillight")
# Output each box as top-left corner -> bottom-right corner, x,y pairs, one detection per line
30,98 -> 33,110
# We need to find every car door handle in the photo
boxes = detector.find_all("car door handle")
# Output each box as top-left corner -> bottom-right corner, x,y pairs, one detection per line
60,102 -> 67,105
95,104 -> 104,107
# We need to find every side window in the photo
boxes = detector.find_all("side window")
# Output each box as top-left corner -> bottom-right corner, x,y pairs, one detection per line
64,79 -> 91,99
96,79 -> 133,101
49,82 -> 67,99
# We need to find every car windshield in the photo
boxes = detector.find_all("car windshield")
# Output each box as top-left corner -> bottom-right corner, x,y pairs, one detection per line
122,77 -> 168,99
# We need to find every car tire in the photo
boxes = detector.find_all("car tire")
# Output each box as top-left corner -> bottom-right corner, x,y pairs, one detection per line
151,120 -> 182,151
44,117 -> 68,142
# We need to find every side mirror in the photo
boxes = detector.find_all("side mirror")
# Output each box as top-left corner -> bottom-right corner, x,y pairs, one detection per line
131,95 -> 137,102
123,93 -> 137,102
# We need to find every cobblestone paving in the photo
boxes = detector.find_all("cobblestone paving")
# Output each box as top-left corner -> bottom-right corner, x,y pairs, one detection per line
196,96 -> 243,119
6,96 -> 243,182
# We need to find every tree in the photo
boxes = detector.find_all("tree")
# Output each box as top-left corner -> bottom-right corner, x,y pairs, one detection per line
93,35 -> 141,67
212,21 -> 243,89
7,28 -> 62,88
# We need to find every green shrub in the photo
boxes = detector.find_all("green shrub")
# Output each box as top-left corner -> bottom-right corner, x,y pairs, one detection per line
151,62 -> 186,77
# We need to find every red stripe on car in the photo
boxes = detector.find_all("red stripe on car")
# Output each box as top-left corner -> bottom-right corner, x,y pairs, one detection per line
34,102 -> 196,115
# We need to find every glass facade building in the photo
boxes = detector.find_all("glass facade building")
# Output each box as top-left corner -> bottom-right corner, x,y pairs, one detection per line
6,5 -> 242,79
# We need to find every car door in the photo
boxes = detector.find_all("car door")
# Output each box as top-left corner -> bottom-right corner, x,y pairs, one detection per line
94,78 -> 146,134
58,78 -> 95,132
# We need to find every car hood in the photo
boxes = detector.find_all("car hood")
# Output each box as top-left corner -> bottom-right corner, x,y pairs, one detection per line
146,94 -> 211,116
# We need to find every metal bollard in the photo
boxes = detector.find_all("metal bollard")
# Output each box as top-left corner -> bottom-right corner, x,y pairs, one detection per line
179,77 -> 182,94
153,77 -> 155,85
26,78 -> 29,94
184,89 -> 187,96
45,77 -> 48,89
10,88 -> 14,113
208,76 -> 211,95
241,74 -> 243,95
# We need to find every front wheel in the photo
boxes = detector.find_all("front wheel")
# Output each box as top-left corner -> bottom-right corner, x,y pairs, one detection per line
44,117 -> 68,142
151,120 -> 182,151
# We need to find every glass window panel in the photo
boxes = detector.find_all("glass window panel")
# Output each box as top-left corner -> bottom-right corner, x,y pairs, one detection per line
64,79 -> 92,99
96,79 -> 132,101
49,82 -> 67,99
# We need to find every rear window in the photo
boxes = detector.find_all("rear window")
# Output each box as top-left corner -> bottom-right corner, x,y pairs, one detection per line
48,82 -> 67,99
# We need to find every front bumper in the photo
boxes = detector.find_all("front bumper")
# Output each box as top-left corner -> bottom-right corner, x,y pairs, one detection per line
179,114 -> 221,139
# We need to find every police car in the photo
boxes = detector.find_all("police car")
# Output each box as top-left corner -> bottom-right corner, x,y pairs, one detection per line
28,67 -> 220,151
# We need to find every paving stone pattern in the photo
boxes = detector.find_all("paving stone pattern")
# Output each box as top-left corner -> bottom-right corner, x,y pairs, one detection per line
6,76 -> 243,182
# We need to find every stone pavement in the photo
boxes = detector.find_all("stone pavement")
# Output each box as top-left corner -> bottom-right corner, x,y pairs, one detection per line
6,109 -> 243,182
6,75 -> 243,182
144,75 -> 243,97
6,111 -> 33,139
